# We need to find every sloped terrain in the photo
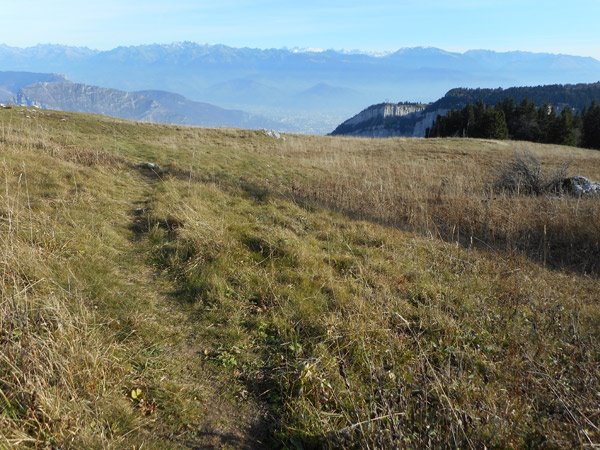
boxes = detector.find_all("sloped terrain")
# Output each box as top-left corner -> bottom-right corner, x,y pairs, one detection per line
1,108 -> 599,448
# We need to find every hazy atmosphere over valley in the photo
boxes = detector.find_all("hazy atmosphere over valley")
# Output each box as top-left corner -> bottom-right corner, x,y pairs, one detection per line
1,1 -> 600,448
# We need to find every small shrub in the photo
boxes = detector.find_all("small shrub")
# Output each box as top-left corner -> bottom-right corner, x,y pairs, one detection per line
494,151 -> 570,195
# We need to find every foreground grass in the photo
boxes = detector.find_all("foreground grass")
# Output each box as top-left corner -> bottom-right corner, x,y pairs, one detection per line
1,108 -> 599,447
0,109 -> 265,448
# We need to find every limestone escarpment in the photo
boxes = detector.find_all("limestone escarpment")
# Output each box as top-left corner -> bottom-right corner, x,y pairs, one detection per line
330,102 -> 437,137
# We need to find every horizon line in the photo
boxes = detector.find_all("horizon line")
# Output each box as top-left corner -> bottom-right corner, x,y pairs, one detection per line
1,41 -> 599,61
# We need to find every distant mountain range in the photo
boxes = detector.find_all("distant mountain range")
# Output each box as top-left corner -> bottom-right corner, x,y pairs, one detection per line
331,82 -> 600,138
1,71 -> 289,130
1,43 -> 600,133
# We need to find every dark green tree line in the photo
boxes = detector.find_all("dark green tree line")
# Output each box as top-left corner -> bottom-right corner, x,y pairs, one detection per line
581,101 -> 600,149
427,98 -> 600,150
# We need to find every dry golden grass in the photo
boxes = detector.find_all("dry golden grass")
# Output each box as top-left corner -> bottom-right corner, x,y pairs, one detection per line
0,149 -> 133,447
242,135 -> 600,273
1,107 -> 599,448
138,128 -> 600,446
0,109 -> 267,448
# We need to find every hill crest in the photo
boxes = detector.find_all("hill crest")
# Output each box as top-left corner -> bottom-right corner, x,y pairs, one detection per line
332,81 -> 600,137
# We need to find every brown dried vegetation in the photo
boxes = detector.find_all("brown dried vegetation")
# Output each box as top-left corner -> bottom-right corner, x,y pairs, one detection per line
1,108 -> 599,448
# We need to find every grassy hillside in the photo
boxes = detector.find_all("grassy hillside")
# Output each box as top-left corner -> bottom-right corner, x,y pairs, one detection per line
1,107 -> 599,448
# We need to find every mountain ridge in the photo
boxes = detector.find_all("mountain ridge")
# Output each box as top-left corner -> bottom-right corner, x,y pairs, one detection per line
1,71 -> 292,130
2,43 -> 600,133
331,81 -> 600,138
3,42 -> 599,61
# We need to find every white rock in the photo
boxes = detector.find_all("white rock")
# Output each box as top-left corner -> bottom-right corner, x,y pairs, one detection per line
564,176 -> 600,196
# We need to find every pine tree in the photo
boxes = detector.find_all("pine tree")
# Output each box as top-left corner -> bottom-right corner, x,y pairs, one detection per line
492,109 -> 509,139
495,99 -> 515,137
513,99 -> 541,141
462,103 -> 476,137
581,101 -> 600,149
537,104 -> 554,143
550,107 -> 576,146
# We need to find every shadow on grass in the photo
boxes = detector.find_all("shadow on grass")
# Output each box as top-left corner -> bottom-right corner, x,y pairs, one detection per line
134,155 -> 600,276
184,171 -> 600,277
289,189 -> 600,276
129,205 -> 183,241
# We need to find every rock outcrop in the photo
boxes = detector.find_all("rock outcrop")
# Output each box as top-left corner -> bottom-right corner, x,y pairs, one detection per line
330,102 -> 431,137
562,176 -> 600,196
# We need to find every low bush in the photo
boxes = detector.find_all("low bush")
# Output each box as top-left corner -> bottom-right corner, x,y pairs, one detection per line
494,151 -> 570,195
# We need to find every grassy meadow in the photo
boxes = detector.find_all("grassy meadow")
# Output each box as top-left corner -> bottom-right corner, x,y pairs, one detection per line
0,107 -> 599,448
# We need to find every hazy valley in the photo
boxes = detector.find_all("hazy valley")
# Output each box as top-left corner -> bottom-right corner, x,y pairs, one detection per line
3,43 -> 600,133
0,71 -> 292,131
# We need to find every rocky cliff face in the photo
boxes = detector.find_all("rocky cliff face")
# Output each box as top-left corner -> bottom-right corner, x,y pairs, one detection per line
330,102 -> 437,137
340,103 -> 426,128
412,109 -> 448,137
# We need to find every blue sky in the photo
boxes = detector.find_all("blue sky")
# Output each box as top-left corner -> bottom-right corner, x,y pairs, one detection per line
2,0 -> 600,58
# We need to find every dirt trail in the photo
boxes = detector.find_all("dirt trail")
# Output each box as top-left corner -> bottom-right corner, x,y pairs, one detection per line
119,168 -> 269,448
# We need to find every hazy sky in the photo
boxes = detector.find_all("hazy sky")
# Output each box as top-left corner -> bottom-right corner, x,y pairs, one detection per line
2,0 -> 599,58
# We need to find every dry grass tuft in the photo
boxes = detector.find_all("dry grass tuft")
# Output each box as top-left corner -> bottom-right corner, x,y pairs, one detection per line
0,167 -> 125,447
